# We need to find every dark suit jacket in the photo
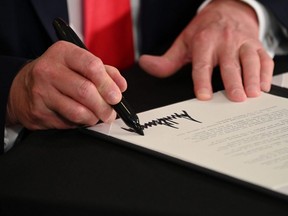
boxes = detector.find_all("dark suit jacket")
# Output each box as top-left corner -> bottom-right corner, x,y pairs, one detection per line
0,0 -> 287,153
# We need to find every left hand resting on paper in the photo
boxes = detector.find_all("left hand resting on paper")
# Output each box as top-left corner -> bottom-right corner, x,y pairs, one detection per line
139,0 -> 274,102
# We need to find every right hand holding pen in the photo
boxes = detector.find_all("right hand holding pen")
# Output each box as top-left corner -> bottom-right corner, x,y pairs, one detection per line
6,41 -> 127,129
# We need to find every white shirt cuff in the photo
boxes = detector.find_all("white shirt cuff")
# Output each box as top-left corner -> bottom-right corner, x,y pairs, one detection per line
4,125 -> 22,152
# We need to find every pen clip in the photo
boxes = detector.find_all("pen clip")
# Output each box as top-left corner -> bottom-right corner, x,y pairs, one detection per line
53,17 -> 87,50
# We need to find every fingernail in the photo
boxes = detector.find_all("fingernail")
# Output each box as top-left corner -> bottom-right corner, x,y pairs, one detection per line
197,88 -> 212,100
246,85 -> 261,97
260,82 -> 271,92
231,88 -> 246,101
108,91 -> 121,104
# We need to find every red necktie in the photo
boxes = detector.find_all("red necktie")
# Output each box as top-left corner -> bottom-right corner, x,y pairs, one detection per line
83,0 -> 135,70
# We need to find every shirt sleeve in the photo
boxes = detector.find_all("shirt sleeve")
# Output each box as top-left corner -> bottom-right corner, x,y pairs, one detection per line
4,125 -> 22,152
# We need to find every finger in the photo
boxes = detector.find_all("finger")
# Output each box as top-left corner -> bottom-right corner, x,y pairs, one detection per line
258,48 -> 274,92
139,36 -> 189,77
239,43 -> 261,98
41,85 -> 100,126
46,86 -> 117,125
23,109 -> 78,130
62,42 -> 123,105
22,90 -> 97,130
30,109 -> 80,130
105,65 -> 127,92
52,89 -> 102,125
219,45 -> 247,102
50,65 -> 116,123
191,36 -> 215,101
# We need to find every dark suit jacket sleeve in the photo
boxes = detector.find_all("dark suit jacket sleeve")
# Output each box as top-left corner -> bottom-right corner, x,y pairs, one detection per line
258,0 -> 288,28
0,57 -> 28,154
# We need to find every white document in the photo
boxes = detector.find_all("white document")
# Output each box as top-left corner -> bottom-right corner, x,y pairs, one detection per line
86,91 -> 288,197
273,72 -> 288,88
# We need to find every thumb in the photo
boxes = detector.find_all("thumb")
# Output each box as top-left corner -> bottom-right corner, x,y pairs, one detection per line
139,38 -> 189,78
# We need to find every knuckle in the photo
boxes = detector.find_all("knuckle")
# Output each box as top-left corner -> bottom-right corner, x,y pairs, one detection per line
52,40 -> 70,51
98,79 -> 110,94
77,79 -> 94,99
32,59 -> 49,76
98,106 -> 114,122
65,105 -> 99,126
193,29 -> 212,43
222,60 -> 241,72
262,57 -> 274,69
192,63 -> 213,82
85,57 -> 103,76
222,25 -> 236,41
193,62 -> 213,71
246,73 -> 259,82
28,108 -> 44,128
66,106 -> 88,124
32,58 -> 58,81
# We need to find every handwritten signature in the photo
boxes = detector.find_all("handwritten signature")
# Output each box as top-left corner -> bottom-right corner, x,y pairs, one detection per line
122,110 -> 201,133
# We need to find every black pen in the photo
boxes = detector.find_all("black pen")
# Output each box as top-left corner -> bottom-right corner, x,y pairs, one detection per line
53,17 -> 144,136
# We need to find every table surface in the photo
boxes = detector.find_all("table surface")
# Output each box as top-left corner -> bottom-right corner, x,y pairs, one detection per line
1,56 -> 288,216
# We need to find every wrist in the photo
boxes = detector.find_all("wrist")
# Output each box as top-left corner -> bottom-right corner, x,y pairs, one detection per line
6,60 -> 33,126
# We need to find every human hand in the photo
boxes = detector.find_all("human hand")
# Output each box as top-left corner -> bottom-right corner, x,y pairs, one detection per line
6,41 -> 127,129
139,0 -> 274,102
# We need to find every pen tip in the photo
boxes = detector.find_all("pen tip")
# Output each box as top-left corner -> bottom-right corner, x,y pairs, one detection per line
138,130 -> 145,136
134,124 -> 144,136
